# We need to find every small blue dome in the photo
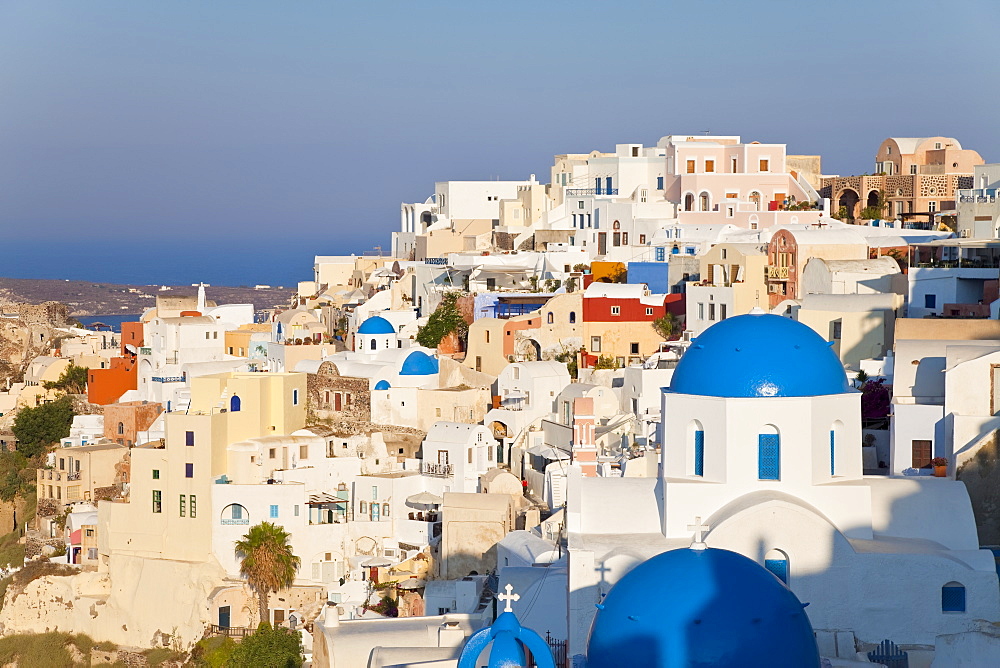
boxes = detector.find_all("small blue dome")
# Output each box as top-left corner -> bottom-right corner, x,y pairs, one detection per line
373,380 -> 391,390
669,313 -> 850,398
588,547 -> 819,667
400,350 -> 439,376
358,316 -> 395,335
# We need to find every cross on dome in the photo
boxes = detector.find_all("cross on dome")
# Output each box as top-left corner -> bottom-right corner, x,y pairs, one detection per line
497,583 -> 520,612
687,516 -> 710,551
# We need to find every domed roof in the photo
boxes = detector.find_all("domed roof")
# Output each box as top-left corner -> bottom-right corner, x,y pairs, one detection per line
669,312 -> 850,398
373,379 -> 391,390
357,316 -> 395,335
587,547 -> 819,667
400,350 -> 439,376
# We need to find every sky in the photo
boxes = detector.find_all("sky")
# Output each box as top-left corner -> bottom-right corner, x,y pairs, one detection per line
0,0 -> 997,286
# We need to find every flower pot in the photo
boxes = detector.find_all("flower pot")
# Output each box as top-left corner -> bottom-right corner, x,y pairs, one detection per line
934,465 -> 947,477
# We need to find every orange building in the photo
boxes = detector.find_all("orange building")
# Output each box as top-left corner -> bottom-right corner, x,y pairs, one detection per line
87,321 -> 143,405
103,400 -> 163,447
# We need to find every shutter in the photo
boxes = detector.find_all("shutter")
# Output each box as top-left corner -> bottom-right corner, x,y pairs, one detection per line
830,430 -> 836,476
942,585 -> 966,612
758,434 -> 780,480
694,431 -> 705,477
764,559 -> 788,584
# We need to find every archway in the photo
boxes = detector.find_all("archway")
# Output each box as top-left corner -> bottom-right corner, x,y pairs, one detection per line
699,192 -> 710,212
764,548 -> 789,584
684,193 -> 695,211
837,189 -> 860,219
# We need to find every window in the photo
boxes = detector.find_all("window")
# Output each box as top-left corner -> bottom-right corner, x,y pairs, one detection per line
925,294 -> 937,309
694,429 -> 704,476
764,549 -> 788,584
639,234 -> 646,244
759,159 -> 769,172
832,321 -> 842,340
686,160 -> 695,174
152,469 -> 160,479
117,422 -> 124,435
180,495 -> 186,517
269,448 -> 276,459
468,448 -> 473,464
935,142 -> 942,149
912,440 -> 932,469
299,445 -> 308,460
383,503 -> 390,517
942,583 -> 966,613
708,303 -> 716,321
185,431 -> 195,446
719,304 -> 727,320
705,160 -> 715,173
646,307 -> 653,316
372,485 -> 378,500
758,432 -> 780,480
578,200 -> 585,209
292,389 -> 299,405
360,501 -> 367,514
230,395 -> 241,412
730,156 -> 737,172
569,312 -> 576,323
590,336 -> 601,353
611,305 -> 620,316
190,495 -> 197,518
59,458 -> 65,470
185,463 -> 194,478
928,201 -> 937,212
205,332 -> 210,340
630,342 -> 639,355
830,429 -> 836,476
656,176 -> 664,190
655,246 -> 665,262
547,312 -> 554,324
485,330 -> 490,344
152,490 -> 162,513
269,505 -> 279,519
294,504 -> 299,517
698,303 -> 705,320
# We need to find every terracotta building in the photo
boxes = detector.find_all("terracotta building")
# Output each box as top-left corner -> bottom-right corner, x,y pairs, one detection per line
103,400 -> 164,447
87,321 -> 143,405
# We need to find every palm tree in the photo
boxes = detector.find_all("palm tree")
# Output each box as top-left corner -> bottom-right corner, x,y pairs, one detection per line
235,522 -> 301,625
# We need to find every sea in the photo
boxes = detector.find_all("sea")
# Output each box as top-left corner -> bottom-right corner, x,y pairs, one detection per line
75,314 -> 143,333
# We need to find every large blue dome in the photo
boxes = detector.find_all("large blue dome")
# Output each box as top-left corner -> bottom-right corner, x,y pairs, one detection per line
400,350 -> 439,376
358,315 -> 396,335
588,547 -> 820,667
669,312 -> 850,398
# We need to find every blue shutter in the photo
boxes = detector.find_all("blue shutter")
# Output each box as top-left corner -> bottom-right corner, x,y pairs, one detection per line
942,585 -> 966,612
594,209 -> 599,229
605,176 -> 612,193
657,176 -> 664,190
830,430 -> 836,476
758,434 -> 780,480
269,504 -> 279,519
655,247 -> 665,262
694,430 -> 705,477
595,177 -> 602,195
765,558 -> 788,584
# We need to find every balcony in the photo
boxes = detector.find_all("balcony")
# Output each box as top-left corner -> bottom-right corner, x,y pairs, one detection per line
420,462 -> 454,477
220,518 -> 250,526
139,347 -> 152,355
766,266 -> 790,280
151,376 -> 185,383
566,188 -> 619,197
67,472 -> 80,481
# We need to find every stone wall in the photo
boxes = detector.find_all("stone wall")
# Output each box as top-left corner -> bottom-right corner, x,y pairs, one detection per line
307,365 -> 371,423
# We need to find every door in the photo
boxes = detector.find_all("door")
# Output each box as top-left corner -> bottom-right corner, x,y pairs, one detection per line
912,440 -> 932,469
218,606 -> 231,628
334,393 -> 342,411
605,176 -> 613,193
598,233 -> 607,256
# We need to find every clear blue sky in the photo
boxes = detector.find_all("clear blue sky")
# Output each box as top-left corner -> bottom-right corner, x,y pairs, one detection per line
0,0 -> 996,284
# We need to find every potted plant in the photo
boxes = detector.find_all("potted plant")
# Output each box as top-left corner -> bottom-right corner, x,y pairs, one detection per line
932,457 -> 948,477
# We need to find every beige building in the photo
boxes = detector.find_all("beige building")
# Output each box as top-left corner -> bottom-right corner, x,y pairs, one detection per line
438,492 -> 518,579
37,442 -> 129,505
796,293 -> 904,370
686,242 -> 768,336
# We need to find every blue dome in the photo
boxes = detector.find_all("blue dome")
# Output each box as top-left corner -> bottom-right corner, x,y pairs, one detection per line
373,380 -> 391,390
669,313 -> 850,398
400,350 -> 439,376
588,547 -> 819,667
358,316 -> 395,335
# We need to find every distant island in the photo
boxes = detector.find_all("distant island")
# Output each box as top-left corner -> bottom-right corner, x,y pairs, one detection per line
0,277 -> 293,317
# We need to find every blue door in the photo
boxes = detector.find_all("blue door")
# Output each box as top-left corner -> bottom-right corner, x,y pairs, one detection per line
605,176 -> 613,194
219,606 -> 231,628
758,434 -> 780,480
693,431 -> 705,476
765,558 -> 788,584
595,177 -> 602,195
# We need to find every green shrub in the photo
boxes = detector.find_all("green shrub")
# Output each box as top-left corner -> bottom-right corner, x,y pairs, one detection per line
415,292 -> 468,349
190,636 -> 236,668
227,623 -> 302,668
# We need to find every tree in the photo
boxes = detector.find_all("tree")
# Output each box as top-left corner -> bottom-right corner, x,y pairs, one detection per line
12,396 -> 74,459
415,292 -> 468,349
235,522 -> 301,626
593,355 -> 620,370
652,313 -> 682,341
43,363 -> 89,394
226,623 -> 302,668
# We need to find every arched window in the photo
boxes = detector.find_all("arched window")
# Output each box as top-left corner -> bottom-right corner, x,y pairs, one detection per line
230,395 -> 241,412
547,312 -> 554,324
569,312 -> 576,324
942,582 -> 966,612
613,220 -> 621,230
684,193 -> 695,211
370,338 -> 376,350
830,420 -> 843,476
117,422 -> 125,435
764,549 -> 789,584
221,504 -> 249,525
690,420 -> 705,477
699,192 -> 710,212
758,425 -> 780,480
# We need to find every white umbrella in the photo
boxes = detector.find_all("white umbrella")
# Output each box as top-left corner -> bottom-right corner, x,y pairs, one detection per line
362,556 -> 392,568
406,492 -> 444,508
397,578 -> 425,590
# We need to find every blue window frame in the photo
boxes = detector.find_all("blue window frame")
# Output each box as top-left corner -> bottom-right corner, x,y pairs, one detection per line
605,176 -> 612,193
830,430 -> 836,476
694,430 -> 705,477
758,434 -> 780,480
942,584 -> 966,612
765,558 -> 788,584
657,176 -> 664,190
655,247 -> 665,262
925,294 -> 936,309
185,463 -> 194,478
269,505 -> 279,519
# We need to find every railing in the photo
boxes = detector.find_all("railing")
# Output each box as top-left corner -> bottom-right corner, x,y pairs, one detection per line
766,266 -> 790,279
914,260 -> 1000,269
220,518 -> 250,525
67,472 -> 80,481
151,376 -> 185,383
566,188 -> 619,196
139,347 -> 152,355
208,624 -> 252,639
420,462 -> 454,477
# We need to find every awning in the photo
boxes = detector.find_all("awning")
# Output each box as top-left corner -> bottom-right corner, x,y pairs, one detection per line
308,492 -> 346,505
362,556 -> 392,568
70,529 -> 82,545
525,445 -> 570,460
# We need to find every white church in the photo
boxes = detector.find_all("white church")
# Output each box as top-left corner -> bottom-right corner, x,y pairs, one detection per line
554,311 -> 1000,657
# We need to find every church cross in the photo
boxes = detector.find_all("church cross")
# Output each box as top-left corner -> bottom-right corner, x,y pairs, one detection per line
687,516 -> 710,551
497,583 -> 520,613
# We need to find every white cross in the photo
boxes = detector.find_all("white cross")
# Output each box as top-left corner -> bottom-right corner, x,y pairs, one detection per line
687,516 -> 710,551
497,583 -> 520,613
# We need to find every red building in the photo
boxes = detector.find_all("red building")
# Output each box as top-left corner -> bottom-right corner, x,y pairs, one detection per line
87,321 -> 143,405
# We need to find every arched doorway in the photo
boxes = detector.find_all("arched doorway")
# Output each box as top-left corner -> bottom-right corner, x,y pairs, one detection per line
837,189 -> 860,219
684,193 -> 695,211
